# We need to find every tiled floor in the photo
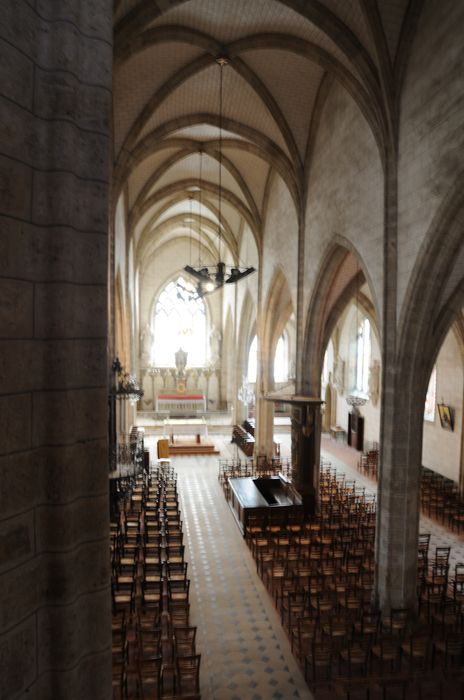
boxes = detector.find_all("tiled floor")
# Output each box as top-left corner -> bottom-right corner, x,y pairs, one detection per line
144,428 -> 464,700
146,434 -> 312,700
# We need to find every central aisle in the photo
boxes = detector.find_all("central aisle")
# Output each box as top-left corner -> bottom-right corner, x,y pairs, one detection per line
147,435 -> 312,700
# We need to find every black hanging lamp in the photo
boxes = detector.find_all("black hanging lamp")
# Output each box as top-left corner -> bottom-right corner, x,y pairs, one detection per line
182,55 -> 255,297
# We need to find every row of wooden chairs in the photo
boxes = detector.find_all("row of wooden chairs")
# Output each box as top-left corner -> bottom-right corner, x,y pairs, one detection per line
357,447 -> 379,480
218,456 -> 292,492
238,458 -> 464,698
111,463 -> 201,699
421,467 -> 464,533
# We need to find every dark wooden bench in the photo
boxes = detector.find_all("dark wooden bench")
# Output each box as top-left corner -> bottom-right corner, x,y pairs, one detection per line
231,424 -> 255,456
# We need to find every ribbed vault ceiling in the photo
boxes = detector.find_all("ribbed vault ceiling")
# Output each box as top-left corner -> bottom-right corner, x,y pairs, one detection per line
113,0 -> 411,267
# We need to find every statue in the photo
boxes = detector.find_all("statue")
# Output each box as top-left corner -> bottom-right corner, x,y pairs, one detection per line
333,356 -> 345,394
209,325 -> 222,368
368,360 -> 380,406
175,347 -> 188,394
175,347 -> 188,374
140,323 -> 153,362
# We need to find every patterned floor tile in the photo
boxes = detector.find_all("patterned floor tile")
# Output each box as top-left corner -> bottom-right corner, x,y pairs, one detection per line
145,428 -> 464,700
146,434 -> 312,700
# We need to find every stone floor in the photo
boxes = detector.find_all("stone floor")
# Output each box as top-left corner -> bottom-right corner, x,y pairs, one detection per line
143,429 -> 464,700
146,432 -> 312,700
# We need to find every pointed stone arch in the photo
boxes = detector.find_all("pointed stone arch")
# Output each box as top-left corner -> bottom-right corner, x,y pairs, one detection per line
235,291 -> 257,423
301,239 -> 380,396
376,177 -> 464,610
398,175 -> 464,398
221,307 -> 235,410
115,271 -> 129,368
262,267 -> 294,388
256,267 -> 294,455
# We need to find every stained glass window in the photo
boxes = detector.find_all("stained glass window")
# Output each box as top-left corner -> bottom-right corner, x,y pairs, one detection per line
152,277 -> 206,366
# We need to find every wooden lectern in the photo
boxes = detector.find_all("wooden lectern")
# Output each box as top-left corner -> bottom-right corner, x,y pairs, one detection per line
157,438 -> 170,460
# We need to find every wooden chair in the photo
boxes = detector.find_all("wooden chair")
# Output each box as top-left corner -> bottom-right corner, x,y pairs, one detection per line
305,639 -> 333,685
166,561 -> 188,584
112,579 -> 135,616
371,635 -> 402,673
112,662 -> 128,700
339,638 -> 371,678
137,655 -> 162,700
382,607 -> 409,638
433,547 -> 451,568
166,544 -> 185,565
419,580 -> 446,622
322,614 -> 350,652
353,610 -> 380,644
333,676 -> 371,700
142,561 -> 163,587
281,589 -> 307,631
141,580 -> 163,612
137,627 -> 162,661
432,600 -> 462,637
168,600 -> 190,628
264,558 -> 287,602
176,653 -> 201,699
433,633 -> 464,670
173,625 -> 197,658
168,578 -> 190,604
291,616 -> 318,662
136,607 -> 161,635
401,634 -> 431,672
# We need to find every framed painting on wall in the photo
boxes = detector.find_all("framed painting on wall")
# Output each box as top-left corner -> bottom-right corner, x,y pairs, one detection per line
437,403 -> 454,431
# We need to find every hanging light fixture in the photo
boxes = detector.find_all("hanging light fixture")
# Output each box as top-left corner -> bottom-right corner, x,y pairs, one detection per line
182,55 -> 255,297
177,194 -> 206,301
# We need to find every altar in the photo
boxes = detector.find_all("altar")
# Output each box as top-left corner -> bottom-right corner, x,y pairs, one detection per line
155,394 -> 206,415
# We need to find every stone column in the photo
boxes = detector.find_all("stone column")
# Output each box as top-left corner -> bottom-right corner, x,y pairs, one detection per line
255,393 -> 275,459
290,401 -> 322,517
375,147 -> 421,612
376,398 -> 423,611
459,382 -> 464,498
255,354 -> 275,459
0,2 -> 113,698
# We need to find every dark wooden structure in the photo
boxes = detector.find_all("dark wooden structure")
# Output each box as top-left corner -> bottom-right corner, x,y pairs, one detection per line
232,423 -> 255,456
228,475 -> 303,535
348,412 -> 364,451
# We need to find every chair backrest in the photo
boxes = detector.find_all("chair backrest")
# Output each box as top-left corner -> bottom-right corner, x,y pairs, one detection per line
445,634 -> 464,659
174,625 -> 197,656
434,546 -> 451,566
418,533 -> 430,553
176,654 -> 201,693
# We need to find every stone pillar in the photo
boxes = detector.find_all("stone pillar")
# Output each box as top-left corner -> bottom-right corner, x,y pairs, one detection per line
290,401 -> 322,517
459,383 -> 464,498
255,393 -> 275,459
376,396 -> 423,611
374,146 -> 420,612
0,2 -> 113,698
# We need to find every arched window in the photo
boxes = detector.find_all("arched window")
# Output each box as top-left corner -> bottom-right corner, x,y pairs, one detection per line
152,277 -> 206,367
247,335 -> 257,383
355,317 -> 371,394
424,366 -> 436,422
274,334 -> 288,383
322,339 -> 334,387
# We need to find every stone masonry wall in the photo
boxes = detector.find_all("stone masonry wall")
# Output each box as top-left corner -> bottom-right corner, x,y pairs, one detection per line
397,0 -> 464,316
0,2 -> 113,698
304,80 -> 384,327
